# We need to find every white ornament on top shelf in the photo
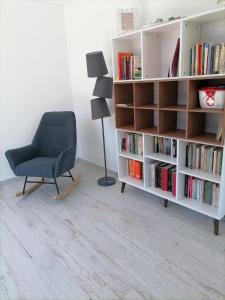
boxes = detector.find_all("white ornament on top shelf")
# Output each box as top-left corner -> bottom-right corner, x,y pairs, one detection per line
117,8 -> 139,34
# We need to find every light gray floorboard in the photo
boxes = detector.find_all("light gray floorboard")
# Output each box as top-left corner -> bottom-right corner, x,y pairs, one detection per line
0,160 -> 225,300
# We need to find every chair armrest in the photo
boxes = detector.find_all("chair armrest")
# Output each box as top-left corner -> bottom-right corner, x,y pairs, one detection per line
54,147 -> 75,177
5,145 -> 37,173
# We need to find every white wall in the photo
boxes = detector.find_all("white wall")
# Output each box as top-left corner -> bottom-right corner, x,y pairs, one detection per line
64,0 -> 218,172
0,0 -> 73,181
65,0 -> 144,172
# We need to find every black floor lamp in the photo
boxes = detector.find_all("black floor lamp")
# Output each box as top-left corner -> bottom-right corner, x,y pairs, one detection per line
86,51 -> 116,186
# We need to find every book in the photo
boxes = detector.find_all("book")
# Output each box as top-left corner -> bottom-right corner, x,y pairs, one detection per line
216,118 -> 224,142
168,38 -> 180,77
162,164 -> 174,191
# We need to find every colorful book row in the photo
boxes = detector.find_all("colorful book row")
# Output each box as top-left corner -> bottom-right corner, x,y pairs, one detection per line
153,137 -> 177,157
184,175 -> 220,207
189,42 -> 225,76
185,143 -> 223,176
118,52 -> 142,80
121,133 -> 143,155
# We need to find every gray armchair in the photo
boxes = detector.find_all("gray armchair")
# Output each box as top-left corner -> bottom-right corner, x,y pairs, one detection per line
5,111 -> 78,198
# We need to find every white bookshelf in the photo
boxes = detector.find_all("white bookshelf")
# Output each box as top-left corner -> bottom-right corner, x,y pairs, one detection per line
113,8 -> 225,234
116,131 -> 225,226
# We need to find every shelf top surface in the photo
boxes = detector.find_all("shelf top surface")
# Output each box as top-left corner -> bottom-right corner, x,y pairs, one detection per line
114,74 -> 225,84
116,128 -> 225,147
112,7 -> 225,40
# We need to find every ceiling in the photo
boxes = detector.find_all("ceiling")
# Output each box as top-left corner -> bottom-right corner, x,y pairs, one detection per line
30,0 -> 75,5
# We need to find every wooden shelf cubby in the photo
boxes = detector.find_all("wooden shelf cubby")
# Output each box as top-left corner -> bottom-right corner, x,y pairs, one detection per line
135,109 -> 158,134
114,83 -> 134,107
187,111 -> 224,145
159,80 -> 188,111
134,82 -> 157,108
115,107 -> 135,131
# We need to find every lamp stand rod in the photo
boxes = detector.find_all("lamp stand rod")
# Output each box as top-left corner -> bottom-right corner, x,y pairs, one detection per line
97,117 -> 116,186
101,117 -> 108,179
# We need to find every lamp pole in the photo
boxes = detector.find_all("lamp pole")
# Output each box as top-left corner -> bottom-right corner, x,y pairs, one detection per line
101,117 -> 108,179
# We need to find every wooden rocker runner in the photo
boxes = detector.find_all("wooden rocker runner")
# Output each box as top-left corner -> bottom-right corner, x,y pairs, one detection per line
5,111 -> 79,200
15,173 -> 81,200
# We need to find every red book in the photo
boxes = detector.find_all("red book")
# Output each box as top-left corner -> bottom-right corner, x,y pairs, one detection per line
197,44 -> 202,75
118,52 -> 133,80
172,172 -> 176,197
162,167 -> 169,191
128,159 -> 134,177
162,164 -> 174,191
134,161 -> 143,180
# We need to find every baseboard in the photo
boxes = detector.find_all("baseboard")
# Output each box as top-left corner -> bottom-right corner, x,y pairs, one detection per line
77,158 -> 118,177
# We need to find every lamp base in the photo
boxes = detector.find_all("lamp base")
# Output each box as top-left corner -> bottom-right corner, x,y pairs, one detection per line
97,176 -> 116,186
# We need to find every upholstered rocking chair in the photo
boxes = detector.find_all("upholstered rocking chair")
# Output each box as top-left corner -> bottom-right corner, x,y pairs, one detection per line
5,111 -> 80,200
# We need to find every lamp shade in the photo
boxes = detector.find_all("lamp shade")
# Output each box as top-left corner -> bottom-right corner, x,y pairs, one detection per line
91,98 -> 111,120
86,51 -> 108,78
93,76 -> 113,99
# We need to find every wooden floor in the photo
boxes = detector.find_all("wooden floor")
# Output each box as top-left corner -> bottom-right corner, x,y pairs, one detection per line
1,160 -> 225,300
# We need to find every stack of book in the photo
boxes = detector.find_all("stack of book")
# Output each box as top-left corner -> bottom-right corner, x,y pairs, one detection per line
127,159 -> 143,180
121,133 -> 143,155
118,52 -> 142,80
184,175 -> 220,207
189,42 -> 225,75
153,137 -> 177,157
148,161 -> 176,196
185,143 -> 223,176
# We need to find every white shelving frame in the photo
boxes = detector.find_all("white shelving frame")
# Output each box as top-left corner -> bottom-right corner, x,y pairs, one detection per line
112,7 -> 225,81
113,7 -> 225,231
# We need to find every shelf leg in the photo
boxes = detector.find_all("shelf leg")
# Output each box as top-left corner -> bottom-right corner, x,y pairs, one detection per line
213,219 -> 219,236
163,199 -> 168,208
121,182 -> 126,193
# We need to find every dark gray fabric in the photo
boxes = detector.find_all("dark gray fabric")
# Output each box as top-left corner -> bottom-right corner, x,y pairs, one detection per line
5,111 -> 76,178
91,98 -> 110,120
16,157 -> 57,177
93,76 -> 113,99
86,51 -> 108,78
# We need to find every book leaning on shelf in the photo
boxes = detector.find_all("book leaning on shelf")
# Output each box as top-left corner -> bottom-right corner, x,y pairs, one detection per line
189,42 -> 225,75
184,175 -> 220,207
185,143 -> 223,176
118,52 -> 142,80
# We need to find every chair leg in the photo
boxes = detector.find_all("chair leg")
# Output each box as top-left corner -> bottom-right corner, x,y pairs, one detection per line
54,178 -> 59,194
68,170 -> 74,182
22,176 -> 28,195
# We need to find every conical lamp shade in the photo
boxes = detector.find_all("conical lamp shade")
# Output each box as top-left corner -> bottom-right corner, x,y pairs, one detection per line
91,98 -> 111,120
86,51 -> 108,78
93,76 -> 113,99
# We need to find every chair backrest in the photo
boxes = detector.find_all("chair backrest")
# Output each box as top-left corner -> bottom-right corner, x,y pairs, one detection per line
32,111 -> 76,157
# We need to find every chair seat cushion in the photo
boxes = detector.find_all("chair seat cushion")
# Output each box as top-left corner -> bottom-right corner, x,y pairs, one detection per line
15,157 -> 57,178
